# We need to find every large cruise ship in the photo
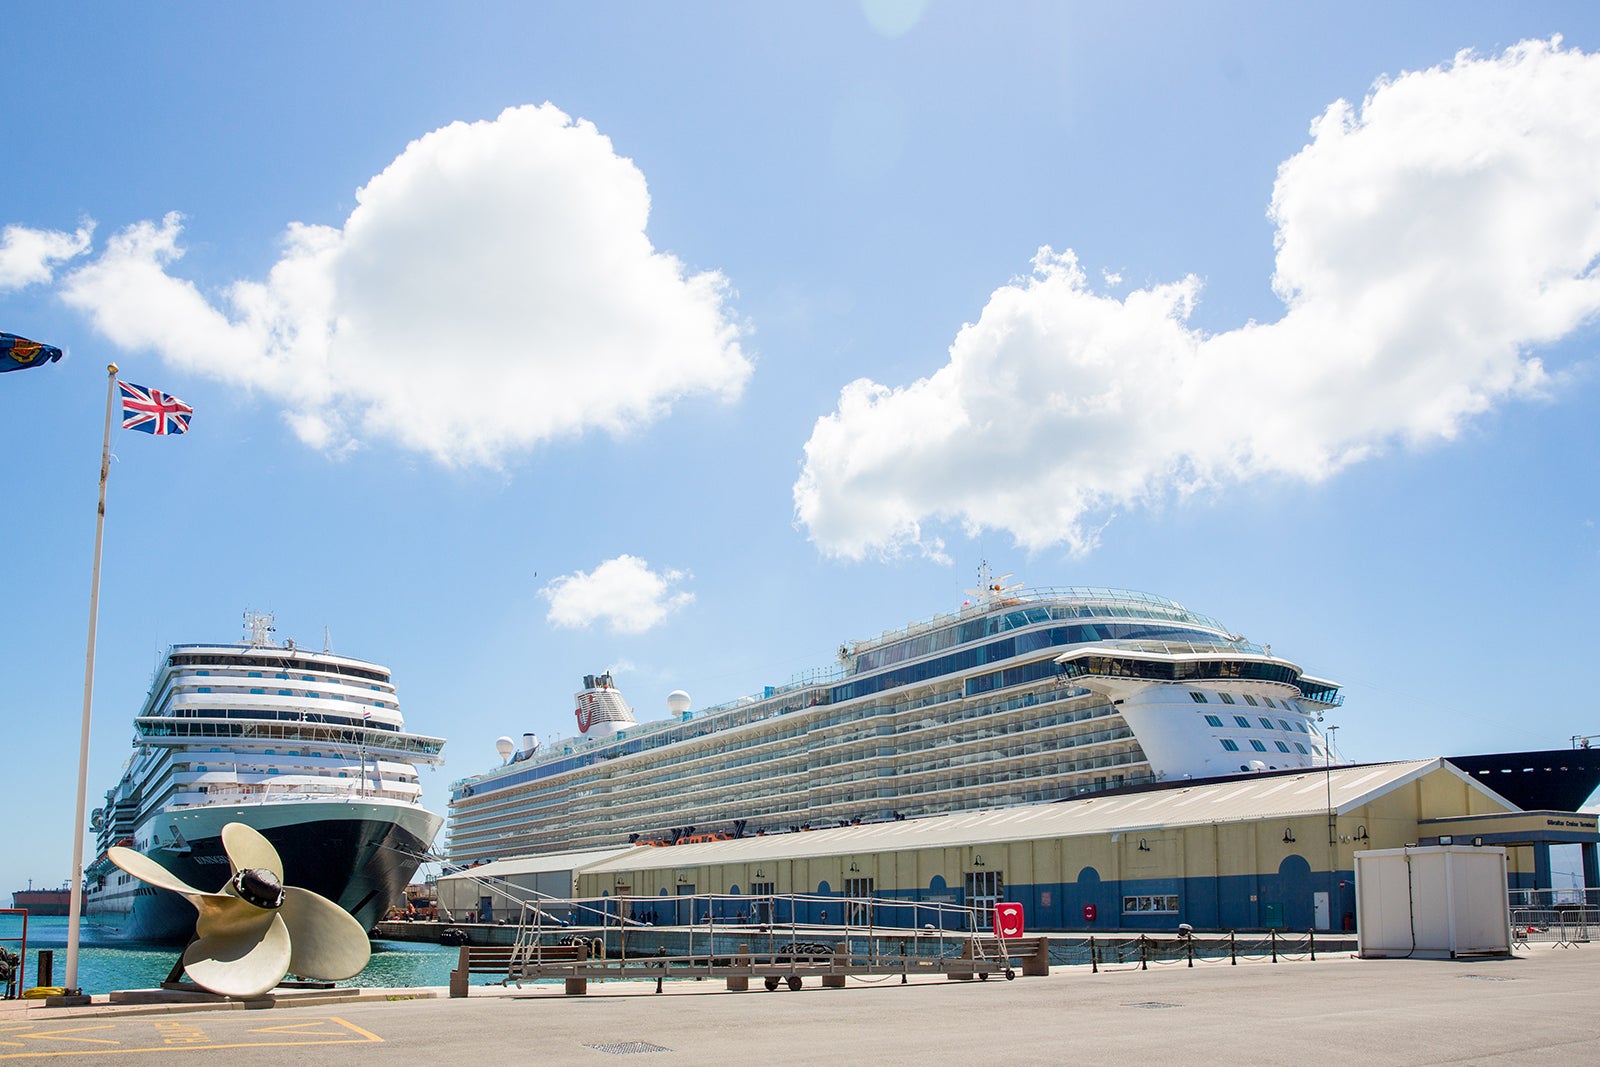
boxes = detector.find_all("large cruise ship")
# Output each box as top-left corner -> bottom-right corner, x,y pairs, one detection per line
445,569 -> 1343,864
84,614 -> 446,941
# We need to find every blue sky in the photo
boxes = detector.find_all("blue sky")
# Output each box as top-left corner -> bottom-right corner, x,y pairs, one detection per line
5,2 -> 1600,894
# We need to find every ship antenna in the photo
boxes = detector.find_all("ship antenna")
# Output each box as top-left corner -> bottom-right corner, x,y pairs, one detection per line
243,611 -> 276,647
323,625 -> 331,653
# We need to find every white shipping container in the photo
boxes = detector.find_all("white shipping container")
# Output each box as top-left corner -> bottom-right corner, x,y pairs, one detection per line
1355,846 -> 1511,958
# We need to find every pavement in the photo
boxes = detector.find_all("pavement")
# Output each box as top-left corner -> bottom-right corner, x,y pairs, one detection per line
2,943 -> 1597,1064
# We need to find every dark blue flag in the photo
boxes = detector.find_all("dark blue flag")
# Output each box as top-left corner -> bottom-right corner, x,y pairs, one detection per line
0,331 -> 64,373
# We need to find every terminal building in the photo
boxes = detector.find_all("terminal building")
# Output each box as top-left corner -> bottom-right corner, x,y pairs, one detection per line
438,754 -> 1600,933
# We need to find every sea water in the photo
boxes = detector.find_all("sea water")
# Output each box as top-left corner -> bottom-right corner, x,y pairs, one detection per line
1,914 -> 457,994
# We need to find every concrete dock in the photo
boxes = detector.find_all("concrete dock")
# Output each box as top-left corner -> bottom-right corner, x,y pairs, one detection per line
2,943 -> 1595,1064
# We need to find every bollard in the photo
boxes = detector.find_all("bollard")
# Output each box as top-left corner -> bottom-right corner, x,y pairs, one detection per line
1139,936 -> 1148,971
1186,937 -> 1193,968
900,939 -> 908,985
1089,935 -> 1098,974
37,950 -> 53,989
1229,930 -> 1236,965
655,947 -> 666,994
1270,929 -> 1277,963
1309,929 -> 1316,961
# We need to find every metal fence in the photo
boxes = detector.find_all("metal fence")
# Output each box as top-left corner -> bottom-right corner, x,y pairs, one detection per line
1509,888 -> 1596,945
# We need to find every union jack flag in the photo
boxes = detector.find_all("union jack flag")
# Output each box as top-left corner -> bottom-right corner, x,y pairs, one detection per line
119,380 -> 193,435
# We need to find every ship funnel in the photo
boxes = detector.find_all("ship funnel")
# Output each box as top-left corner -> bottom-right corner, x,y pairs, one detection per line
522,732 -> 540,756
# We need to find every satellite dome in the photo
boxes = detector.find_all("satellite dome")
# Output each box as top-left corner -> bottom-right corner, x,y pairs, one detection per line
666,690 -> 692,714
495,736 -> 516,762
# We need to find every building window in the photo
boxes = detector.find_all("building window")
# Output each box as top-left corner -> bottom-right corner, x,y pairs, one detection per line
1189,691 -> 1208,703
1234,716 -> 1250,728
1123,894 -> 1179,914
1250,740 -> 1268,752
1205,715 -> 1224,728
1220,739 -> 1240,752
1218,693 -> 1235,705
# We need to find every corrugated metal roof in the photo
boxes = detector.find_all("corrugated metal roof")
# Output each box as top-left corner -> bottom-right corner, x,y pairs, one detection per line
442,845 -> 635,881
578,759 -> 1503,875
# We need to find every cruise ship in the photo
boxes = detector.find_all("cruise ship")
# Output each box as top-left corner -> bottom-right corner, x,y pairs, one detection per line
445,569 -> 1343,864
84,614 -> 446,941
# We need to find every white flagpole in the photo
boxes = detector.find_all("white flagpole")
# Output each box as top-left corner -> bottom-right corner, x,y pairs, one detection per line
64,363 -> 119,996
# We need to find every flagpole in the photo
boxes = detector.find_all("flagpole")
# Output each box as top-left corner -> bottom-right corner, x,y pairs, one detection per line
64,363 -> 119,997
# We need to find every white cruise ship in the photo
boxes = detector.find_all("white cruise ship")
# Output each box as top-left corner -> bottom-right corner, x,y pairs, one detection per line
84,614 -> 446,941
445,568 -> 1343,864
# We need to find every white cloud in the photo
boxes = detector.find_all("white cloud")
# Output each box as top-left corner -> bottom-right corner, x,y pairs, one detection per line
795,38 -> 1600,560
50,104 -> 750,465
540,555 -> 694,635
0,223 -> 92,290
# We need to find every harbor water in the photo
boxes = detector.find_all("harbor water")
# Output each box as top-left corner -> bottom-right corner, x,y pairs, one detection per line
1,914 -> 458,995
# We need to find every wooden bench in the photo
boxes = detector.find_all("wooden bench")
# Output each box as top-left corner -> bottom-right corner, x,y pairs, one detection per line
448,943 -> 591,997
947,936 -> 1050,980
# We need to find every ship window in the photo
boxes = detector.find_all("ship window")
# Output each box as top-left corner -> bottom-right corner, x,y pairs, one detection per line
1275,741 -> 1291,753
1217,693 -> 1235,705
250,688 -> 265,695
1204,715 -> 1223,728
197,687 -> 211,693
1278,720 -> 1291,731
1294,742 -> 1309,754
1250,740 -> 1268,752
277,673 -> 288,679
1242,694 -> 1258,706
1262,697 -> 1277,708
248,672 -> 262,678
1297,722 -> 1309,733
1188,692 -> 1207,703
1234,716 -> 1250,728
279,689 -> 291,696
1259,717 -> 1274,729
1220,739 -> 1240,751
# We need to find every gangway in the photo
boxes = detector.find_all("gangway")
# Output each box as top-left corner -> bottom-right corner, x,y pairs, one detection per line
452,891 -> 1049,995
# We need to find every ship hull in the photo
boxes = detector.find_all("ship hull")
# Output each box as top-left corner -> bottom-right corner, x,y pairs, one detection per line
86,800 -> 442,942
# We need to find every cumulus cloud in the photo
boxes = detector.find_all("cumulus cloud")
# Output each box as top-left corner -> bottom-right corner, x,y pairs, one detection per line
45,103 -> 750,464
0,222 -> 92,290
540,555 -> 694,635
795,38 -> 1600,560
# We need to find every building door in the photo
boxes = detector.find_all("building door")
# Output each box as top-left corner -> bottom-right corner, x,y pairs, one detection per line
676,885 -> 696,926
750,881 -> 775,924
1313,891 -> 1330,931
964,871 -> 1004,931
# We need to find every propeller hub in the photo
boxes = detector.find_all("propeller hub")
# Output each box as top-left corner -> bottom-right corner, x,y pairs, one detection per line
233,867 -> 286,910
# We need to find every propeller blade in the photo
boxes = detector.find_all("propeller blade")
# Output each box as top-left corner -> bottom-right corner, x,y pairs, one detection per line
182,912 -> 292,998
280,886 -> 371,980
107,847 -> 207,898
221,822 -> 283,880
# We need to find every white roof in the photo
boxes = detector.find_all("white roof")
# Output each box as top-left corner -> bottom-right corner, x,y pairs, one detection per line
578,759 -> 1510,875
440,845 -> 635,882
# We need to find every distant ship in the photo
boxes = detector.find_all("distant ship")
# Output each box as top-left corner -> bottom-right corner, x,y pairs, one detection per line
11,887 -> 70,916
84,614 -> 446,941
445,566 -> 1344,864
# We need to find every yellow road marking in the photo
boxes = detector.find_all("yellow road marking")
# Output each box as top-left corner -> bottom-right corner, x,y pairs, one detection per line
0,1016 -> 380,1058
